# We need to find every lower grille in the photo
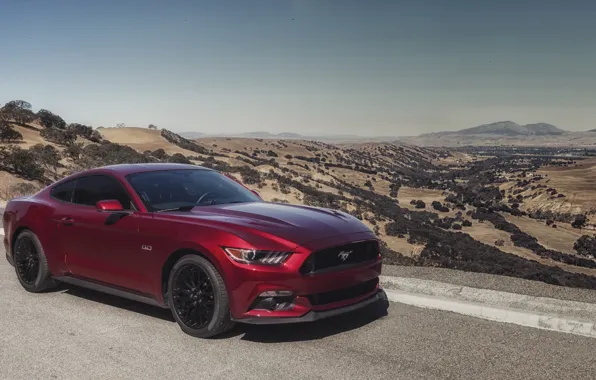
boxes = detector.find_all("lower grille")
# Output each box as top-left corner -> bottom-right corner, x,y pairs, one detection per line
299,240 -> 379,274
308,278 -> 379,306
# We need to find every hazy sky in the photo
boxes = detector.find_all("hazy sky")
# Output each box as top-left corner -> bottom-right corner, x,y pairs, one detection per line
1,0 -> 596,135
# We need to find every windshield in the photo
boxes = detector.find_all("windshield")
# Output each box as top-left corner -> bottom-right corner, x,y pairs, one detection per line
126,169 -> 261,212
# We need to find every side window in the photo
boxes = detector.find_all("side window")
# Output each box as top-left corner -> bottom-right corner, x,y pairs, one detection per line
50,180 -> 75,202
73,175 -> 133,209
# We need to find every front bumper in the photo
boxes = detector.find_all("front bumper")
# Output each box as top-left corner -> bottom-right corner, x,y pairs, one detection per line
233,288 -> 388,324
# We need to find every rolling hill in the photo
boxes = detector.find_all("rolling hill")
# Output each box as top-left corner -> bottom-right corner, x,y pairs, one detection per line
2,104 -> 596,290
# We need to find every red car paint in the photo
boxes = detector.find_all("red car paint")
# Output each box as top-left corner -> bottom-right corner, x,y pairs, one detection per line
2,163 -> 386,323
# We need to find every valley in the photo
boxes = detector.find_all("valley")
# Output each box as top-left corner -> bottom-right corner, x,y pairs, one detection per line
2,103 -> 596,290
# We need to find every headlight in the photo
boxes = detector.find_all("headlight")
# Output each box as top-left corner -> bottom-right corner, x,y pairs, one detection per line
222,247 -> 292,265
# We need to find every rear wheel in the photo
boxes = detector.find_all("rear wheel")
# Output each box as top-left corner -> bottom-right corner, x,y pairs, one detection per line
167,255 -> 235,338
13,230 -> 56,292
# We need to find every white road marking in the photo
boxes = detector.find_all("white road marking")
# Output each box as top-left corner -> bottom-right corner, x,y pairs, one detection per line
384,288 -> 596,339
379,275 -> 596,318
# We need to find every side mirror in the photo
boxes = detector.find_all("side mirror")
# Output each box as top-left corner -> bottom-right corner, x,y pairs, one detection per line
96,199 -> 124,212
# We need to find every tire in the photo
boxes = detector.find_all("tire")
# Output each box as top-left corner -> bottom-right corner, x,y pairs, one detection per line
13,230 -> 56,293
167,254 -> 235,338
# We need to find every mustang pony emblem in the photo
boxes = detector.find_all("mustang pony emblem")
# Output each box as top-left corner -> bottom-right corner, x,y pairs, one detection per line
338,250 -> 352,261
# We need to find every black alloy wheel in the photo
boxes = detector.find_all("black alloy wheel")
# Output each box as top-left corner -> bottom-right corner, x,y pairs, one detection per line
167,255 -> 235,338
14,236 -> 40,285
171,264 -> 215,329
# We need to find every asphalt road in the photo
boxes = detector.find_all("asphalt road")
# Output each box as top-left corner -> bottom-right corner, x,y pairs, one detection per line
1,246 -> 595,380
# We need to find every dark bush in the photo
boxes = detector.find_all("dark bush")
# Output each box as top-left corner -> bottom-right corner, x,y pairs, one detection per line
29,144 -> 61,179
40,128 -> 76,146
64,143 -> 83,159
1,100 -> 35,125
161,129 -> 209,155
385,221 -> 408,236
168,153 -> 192,164
76,142 -> 156,169
37,109 -> 66,129
151,148 -> 167,159
0,122 -> 23,142
431,200 -> 449,212
238,166 -> 261,185
0,146 -> 44,180
67,123 -> 102,142
572,215 -> 587,229
574,235 -> 596,258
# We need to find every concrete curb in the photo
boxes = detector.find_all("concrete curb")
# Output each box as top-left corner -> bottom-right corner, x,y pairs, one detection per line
380,275 -> 596,339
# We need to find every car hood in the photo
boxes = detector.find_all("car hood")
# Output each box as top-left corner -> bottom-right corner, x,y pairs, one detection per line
170,201 -> 371,246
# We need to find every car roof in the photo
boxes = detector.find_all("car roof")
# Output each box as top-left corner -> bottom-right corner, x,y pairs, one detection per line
54,163 -> 213,185
99,163 -> 212,175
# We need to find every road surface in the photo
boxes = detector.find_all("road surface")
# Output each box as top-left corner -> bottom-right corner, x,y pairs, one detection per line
1,246 -> 595,380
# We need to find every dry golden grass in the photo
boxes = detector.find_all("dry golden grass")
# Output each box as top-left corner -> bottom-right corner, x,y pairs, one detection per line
534,158 -> 596,214
463,220 -> 535,258
498,159 -> 596,218
99,127 -> 199,156
198,137 -> 318,158
434,151 -> 488,166
0,172 -> 39,200
12,125 -> 55,148
461,218 -> 596,276
502,213 -> 595,254
256,180 -> 303,205
397,187 -> 446,210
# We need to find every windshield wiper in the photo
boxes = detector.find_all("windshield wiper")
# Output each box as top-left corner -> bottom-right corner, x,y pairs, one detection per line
154,205 -> 196,213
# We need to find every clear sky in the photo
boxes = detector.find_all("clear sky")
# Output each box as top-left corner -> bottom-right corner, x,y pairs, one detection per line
1,0 -> 596,135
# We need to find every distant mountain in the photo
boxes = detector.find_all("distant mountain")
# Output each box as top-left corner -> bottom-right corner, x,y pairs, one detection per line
179,131 -> 206,139
420,121 -> 566,137
276,132 -> 303,138
523,123 -> 566,136
178,130 -> 400,143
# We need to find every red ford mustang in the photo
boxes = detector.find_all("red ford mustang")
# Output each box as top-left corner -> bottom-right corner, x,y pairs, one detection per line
2,163 -> 388,337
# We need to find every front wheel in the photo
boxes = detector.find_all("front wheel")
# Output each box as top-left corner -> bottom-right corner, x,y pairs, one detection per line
167,254 -> 235,338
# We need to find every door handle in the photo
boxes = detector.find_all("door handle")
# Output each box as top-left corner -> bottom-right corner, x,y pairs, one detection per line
60,217 -> 75,226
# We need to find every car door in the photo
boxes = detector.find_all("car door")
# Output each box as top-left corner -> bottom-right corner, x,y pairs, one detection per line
45,178 -> 78,274
62,174 -> 152,293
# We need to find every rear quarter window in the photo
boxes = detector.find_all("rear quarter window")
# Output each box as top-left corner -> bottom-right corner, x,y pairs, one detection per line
50,180 -> 75,202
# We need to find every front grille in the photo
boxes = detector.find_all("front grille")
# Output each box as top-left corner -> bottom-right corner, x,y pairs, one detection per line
308,278 -> 379,306
299,240 -> 379,274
